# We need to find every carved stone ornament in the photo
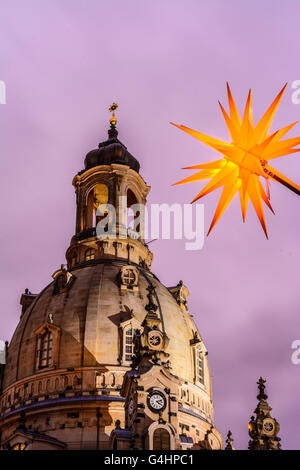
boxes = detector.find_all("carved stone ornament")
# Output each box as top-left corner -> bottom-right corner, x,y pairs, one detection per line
119,266 -> 139,291
52,265 -> 76,295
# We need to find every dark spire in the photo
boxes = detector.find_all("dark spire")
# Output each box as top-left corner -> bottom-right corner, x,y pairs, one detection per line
257,376 -> 268,400
248,377 -> 281,450
225,430 -> 234,450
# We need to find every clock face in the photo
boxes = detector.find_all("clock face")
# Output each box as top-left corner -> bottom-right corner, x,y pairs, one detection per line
263,420 -> 274,434
149,334 -> 161,347
147,391 -> 166,413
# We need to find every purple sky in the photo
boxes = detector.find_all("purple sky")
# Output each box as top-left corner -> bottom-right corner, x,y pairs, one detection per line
1,0 -> 300,449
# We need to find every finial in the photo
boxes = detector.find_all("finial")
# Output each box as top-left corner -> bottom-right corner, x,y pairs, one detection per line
108,103 -> 119,139
257,377 -> 268,400
225,430 -> 234,450
109,102 -> 118,127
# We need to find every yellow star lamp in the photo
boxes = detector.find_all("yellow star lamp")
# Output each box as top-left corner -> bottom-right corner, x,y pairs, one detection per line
172,84 -> 300,238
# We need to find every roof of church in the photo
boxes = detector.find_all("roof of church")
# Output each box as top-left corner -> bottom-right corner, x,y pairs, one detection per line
84,126 -> 140,173
3,260 -> 211,400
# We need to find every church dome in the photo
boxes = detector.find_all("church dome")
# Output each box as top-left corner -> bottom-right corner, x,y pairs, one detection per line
3,261 -> 211,398
84,127 -> 140,173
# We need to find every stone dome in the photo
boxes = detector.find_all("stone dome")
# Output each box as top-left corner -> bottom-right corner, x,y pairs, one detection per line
3,260 -> 211,401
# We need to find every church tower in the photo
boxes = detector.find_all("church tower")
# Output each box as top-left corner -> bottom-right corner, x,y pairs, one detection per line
0,107 -> 222,450
67,103 -> 153,271
248,378 -> 281,450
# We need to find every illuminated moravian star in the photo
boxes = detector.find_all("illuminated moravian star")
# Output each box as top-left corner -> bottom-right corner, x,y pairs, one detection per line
171,83 -> 300,238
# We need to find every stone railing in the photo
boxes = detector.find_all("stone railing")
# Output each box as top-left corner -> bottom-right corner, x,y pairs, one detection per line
0,368 -> 127,417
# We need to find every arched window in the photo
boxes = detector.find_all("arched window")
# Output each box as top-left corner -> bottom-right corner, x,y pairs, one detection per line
153,428 -> 170,450
70,253 -> 77,268
37,330 -> 53,369
127,189 -> 141,236
73,375 -> 80,388
125,328 -> 134,362
92,184 -> 109,227
85,248 -> 95,261
35,323 -> 60,372
85,184 -> 109,229
46,379 -> 51,392
195,347 -> 204,385
119,317 -> 141,364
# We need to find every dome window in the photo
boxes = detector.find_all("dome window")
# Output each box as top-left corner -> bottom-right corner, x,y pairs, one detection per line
195,347 -> 204,386
38,331 -> 53,369
85,248 -> 95,261
69,251 -> 78,268
125,328 -> 134,362
119,316 -> 141,365
35,322 -> 61,371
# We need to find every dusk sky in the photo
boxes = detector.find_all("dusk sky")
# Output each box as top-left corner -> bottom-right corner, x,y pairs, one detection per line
1,0 -> 300,449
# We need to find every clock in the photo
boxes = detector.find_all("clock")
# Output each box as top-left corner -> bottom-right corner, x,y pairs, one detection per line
147,390 -> 167,413
148,331 -> 162,349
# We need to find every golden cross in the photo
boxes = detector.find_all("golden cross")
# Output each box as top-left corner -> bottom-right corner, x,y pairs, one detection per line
109,102 -> 118,127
